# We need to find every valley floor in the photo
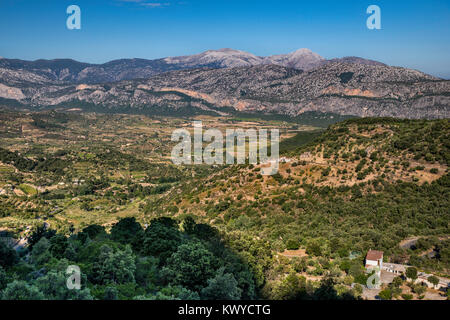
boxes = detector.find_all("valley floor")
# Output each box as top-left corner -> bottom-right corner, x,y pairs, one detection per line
0,111 -> 448,300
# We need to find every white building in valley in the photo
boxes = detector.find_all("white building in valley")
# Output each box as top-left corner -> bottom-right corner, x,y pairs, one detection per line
365,250 -> 383,276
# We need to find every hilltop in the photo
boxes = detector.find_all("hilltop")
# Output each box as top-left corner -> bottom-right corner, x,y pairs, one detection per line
145,118 -> 450,276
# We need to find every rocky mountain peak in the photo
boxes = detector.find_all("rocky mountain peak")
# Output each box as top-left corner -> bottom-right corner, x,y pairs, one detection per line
163,48 -> 263,68
263,48 -> 326,70
289,48 -> 318,56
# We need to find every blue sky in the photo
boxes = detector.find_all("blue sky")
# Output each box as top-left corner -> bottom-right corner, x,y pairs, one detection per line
1,0 -> 449,78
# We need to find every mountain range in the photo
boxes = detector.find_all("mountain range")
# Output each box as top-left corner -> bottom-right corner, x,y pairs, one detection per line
0,48 -> 385,84
0,48 -> 448,119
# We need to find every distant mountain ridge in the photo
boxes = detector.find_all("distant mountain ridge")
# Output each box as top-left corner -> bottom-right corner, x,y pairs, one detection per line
0,48 -> 448,120
1,62 -> 448,120
0,48 -> 386,84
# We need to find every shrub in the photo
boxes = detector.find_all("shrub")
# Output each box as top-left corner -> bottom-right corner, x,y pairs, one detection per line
286,239 -> 300,250
378,288 -> 392,300
401,293 -> 413,300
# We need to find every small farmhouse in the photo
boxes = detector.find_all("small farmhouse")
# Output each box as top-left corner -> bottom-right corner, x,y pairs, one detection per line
365,250 -> 383,275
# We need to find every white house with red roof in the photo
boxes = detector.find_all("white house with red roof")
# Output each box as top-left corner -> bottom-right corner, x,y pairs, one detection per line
365,250 -> 383,276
